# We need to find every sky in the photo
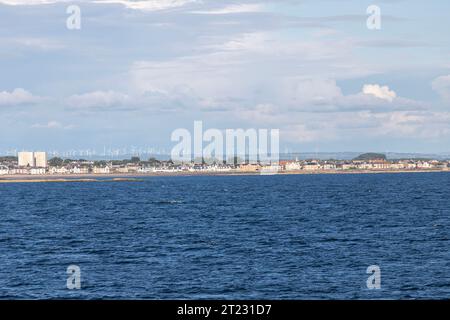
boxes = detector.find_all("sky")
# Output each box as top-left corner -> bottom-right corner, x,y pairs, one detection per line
0,0 -> 450,155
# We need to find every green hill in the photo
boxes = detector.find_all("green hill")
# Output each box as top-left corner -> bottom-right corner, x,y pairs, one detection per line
353,153 -> 387,161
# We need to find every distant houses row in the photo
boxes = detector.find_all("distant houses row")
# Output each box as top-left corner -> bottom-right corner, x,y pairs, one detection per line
281,159 -> 447,171
0,152 -> 449,175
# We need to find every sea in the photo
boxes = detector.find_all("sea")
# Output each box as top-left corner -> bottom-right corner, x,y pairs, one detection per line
0,172 -> 449,299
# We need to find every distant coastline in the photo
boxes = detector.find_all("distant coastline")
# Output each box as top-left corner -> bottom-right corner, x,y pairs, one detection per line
0,177 -> 143,183
2,152 -> 449,180
0,168 -> 449,183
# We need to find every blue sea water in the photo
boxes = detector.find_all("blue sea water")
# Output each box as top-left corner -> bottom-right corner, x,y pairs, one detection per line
0,173 -> 449,299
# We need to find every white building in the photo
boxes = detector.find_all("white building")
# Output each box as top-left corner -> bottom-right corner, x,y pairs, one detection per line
417,161 -> 432,169
342,163 -> 356,170
34,152 -> 47,168
70,167 -> 89,174
138,167 -> 155,173
30,168 -> 46,175
303,163 -> 321,171
9,168 -> 29,175
18,152 -> 35,167
0,165 -> 9,175
285,162 -> 302,171
93,166 -> 110,174
50,167 -> 69,175
18,151 -> 47,168
322,163 -> 337,170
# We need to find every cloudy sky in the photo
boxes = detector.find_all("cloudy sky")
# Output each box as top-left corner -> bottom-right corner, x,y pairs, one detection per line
1,0 -> 450,154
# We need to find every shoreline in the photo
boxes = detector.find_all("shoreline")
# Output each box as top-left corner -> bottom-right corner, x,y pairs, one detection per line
0,169 -> 448,183
0,177 -> 143,183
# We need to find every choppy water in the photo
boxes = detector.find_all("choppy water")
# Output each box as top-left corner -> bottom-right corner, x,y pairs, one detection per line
0,173 -> 449,299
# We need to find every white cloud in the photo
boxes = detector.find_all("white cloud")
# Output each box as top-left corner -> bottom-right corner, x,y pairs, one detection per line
281,80 -> 421,112
289,78 -> 343,105
13,37 -> 65,51
362,84 -> 397,102
67,90 -> 131,109
93,0 -> 198,11
215,33 -> 269,52
0,88 -> 42,106
275,110 -> 450,145
32,121 -> 74,129
128,31 -> 362,112
0,0 -> 197,10
0,0 -> 70,5
190,4 -> 263,15
371,111 -> 450,139
432,75 -> 450,102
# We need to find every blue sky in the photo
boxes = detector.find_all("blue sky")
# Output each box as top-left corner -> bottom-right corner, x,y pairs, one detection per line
0,0 -> 450,154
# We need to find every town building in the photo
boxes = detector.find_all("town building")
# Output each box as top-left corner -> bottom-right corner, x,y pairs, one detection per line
18,152 -> 35,167
18,151 -> 47,168
239,163 -> 261,172
34,152 -> 47,168
284,161 -> 302,171
0,165 -> 9,175
322,163 -> 337,170
31,168 -> 46,175
50,167 -> 69,175
70,167 -> 89,174
303,162 -> 321,171
93,166 -> 111,174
